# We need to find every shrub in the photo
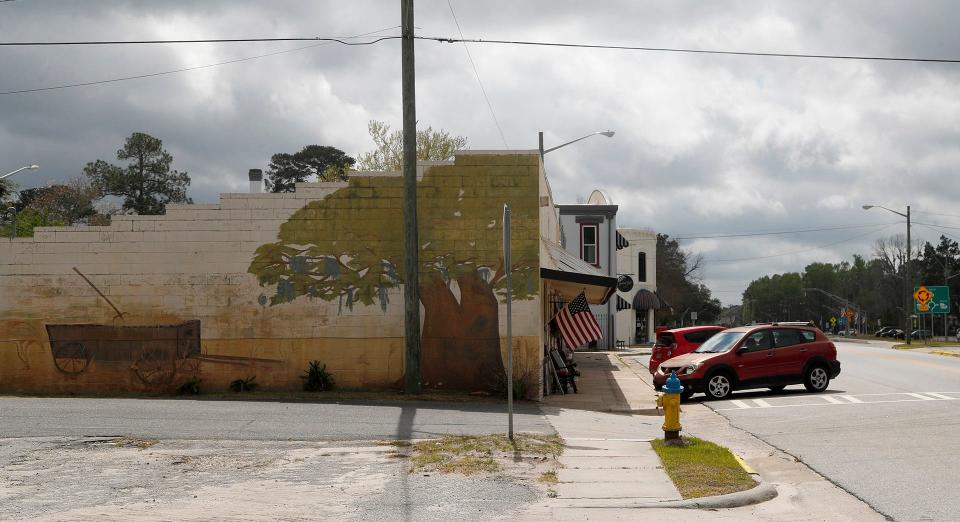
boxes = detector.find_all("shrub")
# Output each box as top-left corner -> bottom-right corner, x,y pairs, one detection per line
302,360 -> 334,391
176,376 -> 201,395
229,375 -> 257,392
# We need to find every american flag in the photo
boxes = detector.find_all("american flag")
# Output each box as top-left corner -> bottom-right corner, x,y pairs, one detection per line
554,291 -> 603,349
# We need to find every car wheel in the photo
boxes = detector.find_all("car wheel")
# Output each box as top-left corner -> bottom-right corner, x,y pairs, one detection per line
680,389 -> 694,401
804,365 -> 830,392
705,372 -> 734,400
768,385 -> 786,393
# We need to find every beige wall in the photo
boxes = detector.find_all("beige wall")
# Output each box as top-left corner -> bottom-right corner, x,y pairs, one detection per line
0,152 -> 543,396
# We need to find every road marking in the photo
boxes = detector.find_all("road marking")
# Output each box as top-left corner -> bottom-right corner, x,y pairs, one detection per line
711,391 -> 960,411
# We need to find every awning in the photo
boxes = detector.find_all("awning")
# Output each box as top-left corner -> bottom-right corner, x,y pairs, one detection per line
633,288 -> 661,310
540,239 -> 617,305
616,294 -> 632,311
616,231 -> 630,250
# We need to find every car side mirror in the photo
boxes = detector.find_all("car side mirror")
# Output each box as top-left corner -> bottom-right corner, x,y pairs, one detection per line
736,346 -> 747,355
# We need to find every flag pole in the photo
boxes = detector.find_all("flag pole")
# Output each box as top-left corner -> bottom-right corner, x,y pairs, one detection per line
503,204 -> 513,440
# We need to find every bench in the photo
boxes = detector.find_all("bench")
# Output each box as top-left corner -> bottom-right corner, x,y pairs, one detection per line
549,349 -> 578,394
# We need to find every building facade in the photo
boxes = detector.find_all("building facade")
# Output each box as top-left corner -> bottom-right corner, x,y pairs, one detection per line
615,227 -> 660,344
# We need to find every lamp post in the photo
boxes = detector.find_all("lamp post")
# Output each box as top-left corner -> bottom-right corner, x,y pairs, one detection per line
863,204 -> 912,345
1,164 -> 39,180
539,130 -> 614,158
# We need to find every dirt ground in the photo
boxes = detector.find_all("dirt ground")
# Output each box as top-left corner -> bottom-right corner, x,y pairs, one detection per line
0,436 -> 551,521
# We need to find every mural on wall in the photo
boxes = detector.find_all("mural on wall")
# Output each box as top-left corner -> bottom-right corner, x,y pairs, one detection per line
249,160 -> 539,390
45,320 -> 202,387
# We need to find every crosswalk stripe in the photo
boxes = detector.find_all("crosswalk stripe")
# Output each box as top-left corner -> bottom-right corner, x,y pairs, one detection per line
906,393 -> 936,401
752,399 -> 772,408
841,395 -> 863,403
730,400 -> 752,409
823,396 -> 845,404
923,393 -> 956,400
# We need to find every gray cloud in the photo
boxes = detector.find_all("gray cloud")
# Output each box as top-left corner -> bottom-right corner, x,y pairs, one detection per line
2,0 -> 958,304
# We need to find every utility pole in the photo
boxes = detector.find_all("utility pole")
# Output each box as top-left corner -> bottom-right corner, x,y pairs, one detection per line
906,206 -> 912,345
401,0 -> 421,393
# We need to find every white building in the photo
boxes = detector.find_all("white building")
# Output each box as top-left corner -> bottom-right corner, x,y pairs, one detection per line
615,227 -> 661,344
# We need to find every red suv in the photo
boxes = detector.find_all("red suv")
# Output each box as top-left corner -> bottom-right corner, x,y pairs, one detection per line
649,326 -> 726,375
653,324 -> 841,400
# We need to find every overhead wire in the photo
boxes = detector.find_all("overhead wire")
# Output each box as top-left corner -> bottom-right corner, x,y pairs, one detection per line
0,36 -> 400,46
419,36 -> 960,64
446,0 -> 509,148
0,27 -> 401,95
672,221 -> 900,240
705,223 -> 899,263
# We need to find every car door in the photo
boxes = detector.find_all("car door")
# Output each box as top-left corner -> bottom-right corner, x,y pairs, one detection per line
772,328 -> 806,377
734,330 -> 777,383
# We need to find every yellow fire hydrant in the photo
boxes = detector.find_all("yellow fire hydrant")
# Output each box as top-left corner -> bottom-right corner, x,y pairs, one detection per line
656,371 -> 683,444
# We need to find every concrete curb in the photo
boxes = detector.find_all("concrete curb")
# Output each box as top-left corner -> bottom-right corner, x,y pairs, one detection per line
550,476 -> 777,510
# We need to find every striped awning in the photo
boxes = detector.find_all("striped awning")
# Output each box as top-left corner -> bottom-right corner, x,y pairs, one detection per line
616,294 -> 632,311
632,289 -> 660,310
616,231 -> 630,250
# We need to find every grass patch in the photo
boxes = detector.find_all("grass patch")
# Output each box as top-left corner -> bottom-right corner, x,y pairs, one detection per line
111,436 -> 159,450
893,341 -> 960,350
930,350 -> 960,358
651,437 -> 756,499
538,470 -> 558,484
408,433 -> 563,476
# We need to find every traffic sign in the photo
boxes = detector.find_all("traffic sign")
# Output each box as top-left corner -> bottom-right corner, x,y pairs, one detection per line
829,316 -> 837,326
844,308 -> 855,320
914,285 -> 950,314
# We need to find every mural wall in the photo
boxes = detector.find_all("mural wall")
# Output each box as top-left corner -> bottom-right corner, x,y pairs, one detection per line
0,152 -> 542,395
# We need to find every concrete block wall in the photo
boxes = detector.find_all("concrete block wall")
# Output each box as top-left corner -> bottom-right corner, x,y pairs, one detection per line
0,153 -> 543,396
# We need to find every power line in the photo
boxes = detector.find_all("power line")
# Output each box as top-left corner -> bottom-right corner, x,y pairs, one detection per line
0,36 -> 400,46
706,224 -> 898,263
0,27 -> 401,95
446,0 -> 509,148
421,36 -> 960,64
913,210 -> 960,220
673,222 -> 900,240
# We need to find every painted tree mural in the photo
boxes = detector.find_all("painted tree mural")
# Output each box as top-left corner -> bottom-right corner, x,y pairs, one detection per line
248,158 -> 539,390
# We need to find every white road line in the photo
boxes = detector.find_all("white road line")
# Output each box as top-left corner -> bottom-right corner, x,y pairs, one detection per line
729,400 -> 752,409
823,396 -> 845,404
841,395 -> 864,403
906,393 -> 937,401
752,399 -> 772,408
923,393 -> 956,400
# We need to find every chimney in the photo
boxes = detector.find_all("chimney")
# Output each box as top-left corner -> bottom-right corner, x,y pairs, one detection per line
248,169 -> 263,193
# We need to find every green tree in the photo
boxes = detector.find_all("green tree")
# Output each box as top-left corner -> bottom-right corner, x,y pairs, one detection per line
355,120 -> 468,171
16,178 -> 101,224
83,132 -> 191,215
655,234 -> 721,325
248,165 -> 538,391
265,145 -> 356,193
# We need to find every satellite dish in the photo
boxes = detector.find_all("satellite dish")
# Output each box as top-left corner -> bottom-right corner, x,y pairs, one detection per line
586,189 -> 611,205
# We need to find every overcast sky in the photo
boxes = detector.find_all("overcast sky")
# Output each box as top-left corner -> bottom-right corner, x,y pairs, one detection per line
2,1 -> 960,305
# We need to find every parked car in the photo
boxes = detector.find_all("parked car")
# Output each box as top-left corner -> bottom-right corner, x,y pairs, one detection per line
648,326 -> 726,375
653,323 -> 841,400
837,329 -> 858,337
885,329 -> 904,339
874,326 -> 895,337
910,329 -> 932,340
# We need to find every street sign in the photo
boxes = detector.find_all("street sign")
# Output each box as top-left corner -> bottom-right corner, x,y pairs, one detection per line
690,311 -> 698,321
844,308 -> 855,320
914,285 -> 950,314
829,316 -> 837,326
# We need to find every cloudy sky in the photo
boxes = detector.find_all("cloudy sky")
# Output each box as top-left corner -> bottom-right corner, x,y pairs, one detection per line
2,1 -> 960,305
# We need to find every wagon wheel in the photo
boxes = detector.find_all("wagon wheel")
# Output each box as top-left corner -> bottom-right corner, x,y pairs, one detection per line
175,355 -> 201,378
134,349 -> 177,386
53,342 -> 91,374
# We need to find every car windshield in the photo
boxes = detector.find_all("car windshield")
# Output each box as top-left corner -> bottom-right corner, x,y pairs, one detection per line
694,331 -> 745,353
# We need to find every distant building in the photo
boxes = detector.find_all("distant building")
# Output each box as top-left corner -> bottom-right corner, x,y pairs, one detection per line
615,227 -> 662,344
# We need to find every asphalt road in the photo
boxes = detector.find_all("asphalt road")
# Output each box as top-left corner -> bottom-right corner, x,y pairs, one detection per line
695,340 -> 960,522
0,397 -> 552,441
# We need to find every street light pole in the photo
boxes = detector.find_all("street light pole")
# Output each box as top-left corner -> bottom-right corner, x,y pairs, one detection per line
538,130 -> 615,159
1,164 -> 39,180
863,204 -> 912,345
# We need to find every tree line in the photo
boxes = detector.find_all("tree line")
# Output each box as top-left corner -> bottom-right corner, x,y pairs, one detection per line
740,234 -> 960,332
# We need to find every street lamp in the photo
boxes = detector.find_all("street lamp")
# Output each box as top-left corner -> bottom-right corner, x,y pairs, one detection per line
863,204 -> 912,344
1,164 -> 39,180
539,131 -> 615,157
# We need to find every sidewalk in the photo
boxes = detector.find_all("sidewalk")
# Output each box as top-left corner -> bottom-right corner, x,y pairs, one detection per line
524,350 -> 885,520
